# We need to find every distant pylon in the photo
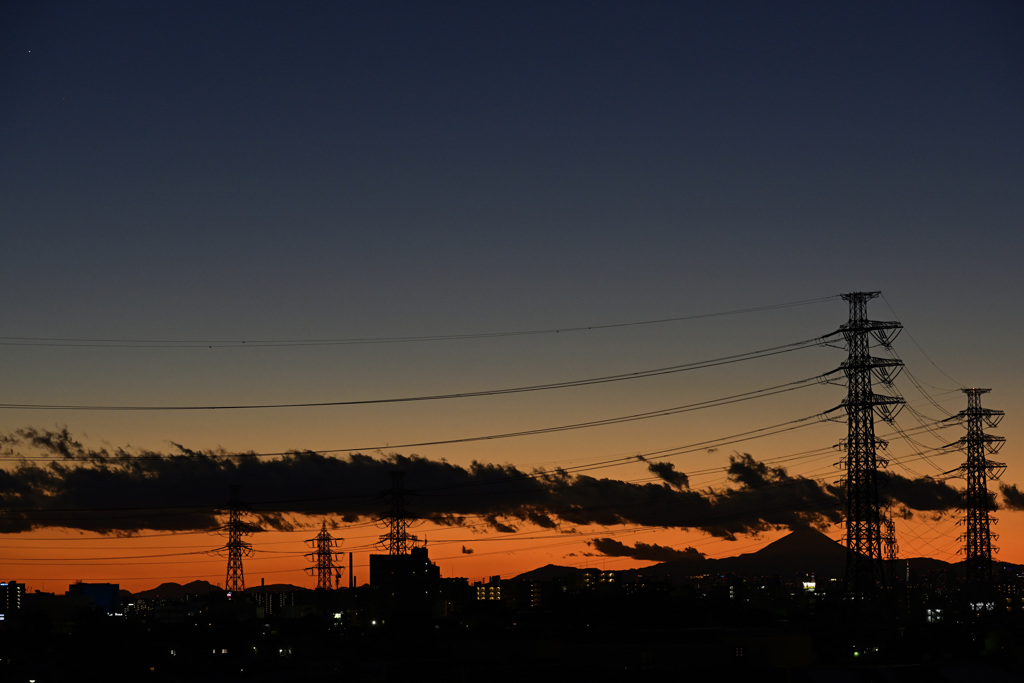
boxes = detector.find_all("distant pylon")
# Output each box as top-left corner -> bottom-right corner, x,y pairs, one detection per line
219,485 -> 253,593
882,507 -> 899,562
379,471 -> 417,555
945,388 -> 1005,592
305,520 -> 344,590
832,292 -> 904,599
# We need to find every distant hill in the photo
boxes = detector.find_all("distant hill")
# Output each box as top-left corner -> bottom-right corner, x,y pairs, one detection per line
725,528 -> 848,577
131,580 -> 309,599
134,580 -> 222,600
512,530 -> 968,584
633,529 -> 846,581
129,531 -> 995,595
512,563 -> 582,582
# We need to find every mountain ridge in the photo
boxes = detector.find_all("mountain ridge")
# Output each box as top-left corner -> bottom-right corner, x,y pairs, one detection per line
126,531 -> 977,595
512,529 -> 965,583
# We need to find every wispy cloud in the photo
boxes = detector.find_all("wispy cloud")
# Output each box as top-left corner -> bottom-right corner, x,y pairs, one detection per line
589,538 -> 705,562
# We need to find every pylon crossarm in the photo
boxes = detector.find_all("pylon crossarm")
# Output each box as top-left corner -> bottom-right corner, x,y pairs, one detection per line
986,462 -> 1006,480
942,465 -> 966,478
871,364 -> 903,386
822,368 -> 847,386
870,325 -> 902,348
984,412 -> 1005,428
944,437 -> 968,451
873,401 -> 903,423
986,439 -> 1006,454
824,406 -> 846,423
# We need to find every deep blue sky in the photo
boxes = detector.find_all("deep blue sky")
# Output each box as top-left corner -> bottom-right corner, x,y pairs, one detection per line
3,0 -> 1024,586
1,0 -> 1022,479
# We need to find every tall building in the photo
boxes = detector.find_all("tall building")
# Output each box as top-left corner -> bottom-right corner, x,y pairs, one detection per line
369,546 -> 443,621
66,582 -> 121,615
370,546 -> 441,596
1,581 -> 25,620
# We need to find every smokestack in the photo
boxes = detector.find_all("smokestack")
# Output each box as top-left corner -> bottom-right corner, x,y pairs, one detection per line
349,552 -> 354,589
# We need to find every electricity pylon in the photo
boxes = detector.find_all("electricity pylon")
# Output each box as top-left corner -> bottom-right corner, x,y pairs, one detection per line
882,507 -> 899,563
379,471 -> 417,555
306,520 -> 344,590
945,388 -> 1005,593
832,292 -> 904,599
217,485 -> 253,593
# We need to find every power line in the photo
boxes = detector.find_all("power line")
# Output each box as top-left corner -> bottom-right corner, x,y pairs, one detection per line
0,374 -> 828,461
0,336 -> 828,411
880,294 -> 962,388
0,296 -> 840,349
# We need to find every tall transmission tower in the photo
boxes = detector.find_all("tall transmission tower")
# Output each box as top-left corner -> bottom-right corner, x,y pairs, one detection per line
305,520 -> 344,590
882,507 -> 899,563
945,388 -> 1005,592
379,471 -> 417,555
218,485 -> 253,593
835,292 -> 904,599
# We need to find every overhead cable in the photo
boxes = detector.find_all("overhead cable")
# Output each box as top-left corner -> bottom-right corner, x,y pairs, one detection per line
0,336 -> 828,411
0,295 -> 840,348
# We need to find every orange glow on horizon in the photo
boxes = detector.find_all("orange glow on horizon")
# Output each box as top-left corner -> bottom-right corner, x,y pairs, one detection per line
7,509 -> 1024,595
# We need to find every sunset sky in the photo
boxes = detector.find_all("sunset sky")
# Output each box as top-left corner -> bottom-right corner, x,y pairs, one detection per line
2,1 -> 1022,593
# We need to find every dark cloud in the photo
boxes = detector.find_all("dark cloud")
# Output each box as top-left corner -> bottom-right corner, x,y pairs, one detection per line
702,453 -> 845,540
6,427 -> 92,461
727,452 -> 787,488
0,429 -> 553,534
481,514 -> 519,534
590,538 -> 705,563
1000,484 -> 1024,510
880,471 -> 964,512
0,430 -> 971,539
638,456 -> 689,489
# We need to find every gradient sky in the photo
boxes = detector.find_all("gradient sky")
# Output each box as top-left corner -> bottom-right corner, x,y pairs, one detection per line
2,1 -> 1022,593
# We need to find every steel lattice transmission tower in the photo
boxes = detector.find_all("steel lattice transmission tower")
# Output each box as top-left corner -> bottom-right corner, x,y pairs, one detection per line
218,486 -> 253,593
945,388 -> 1005,590
305,520 -> 344,590
882,507 -> 899,563
835,292 -> 904,598
379,471 -> 417,555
